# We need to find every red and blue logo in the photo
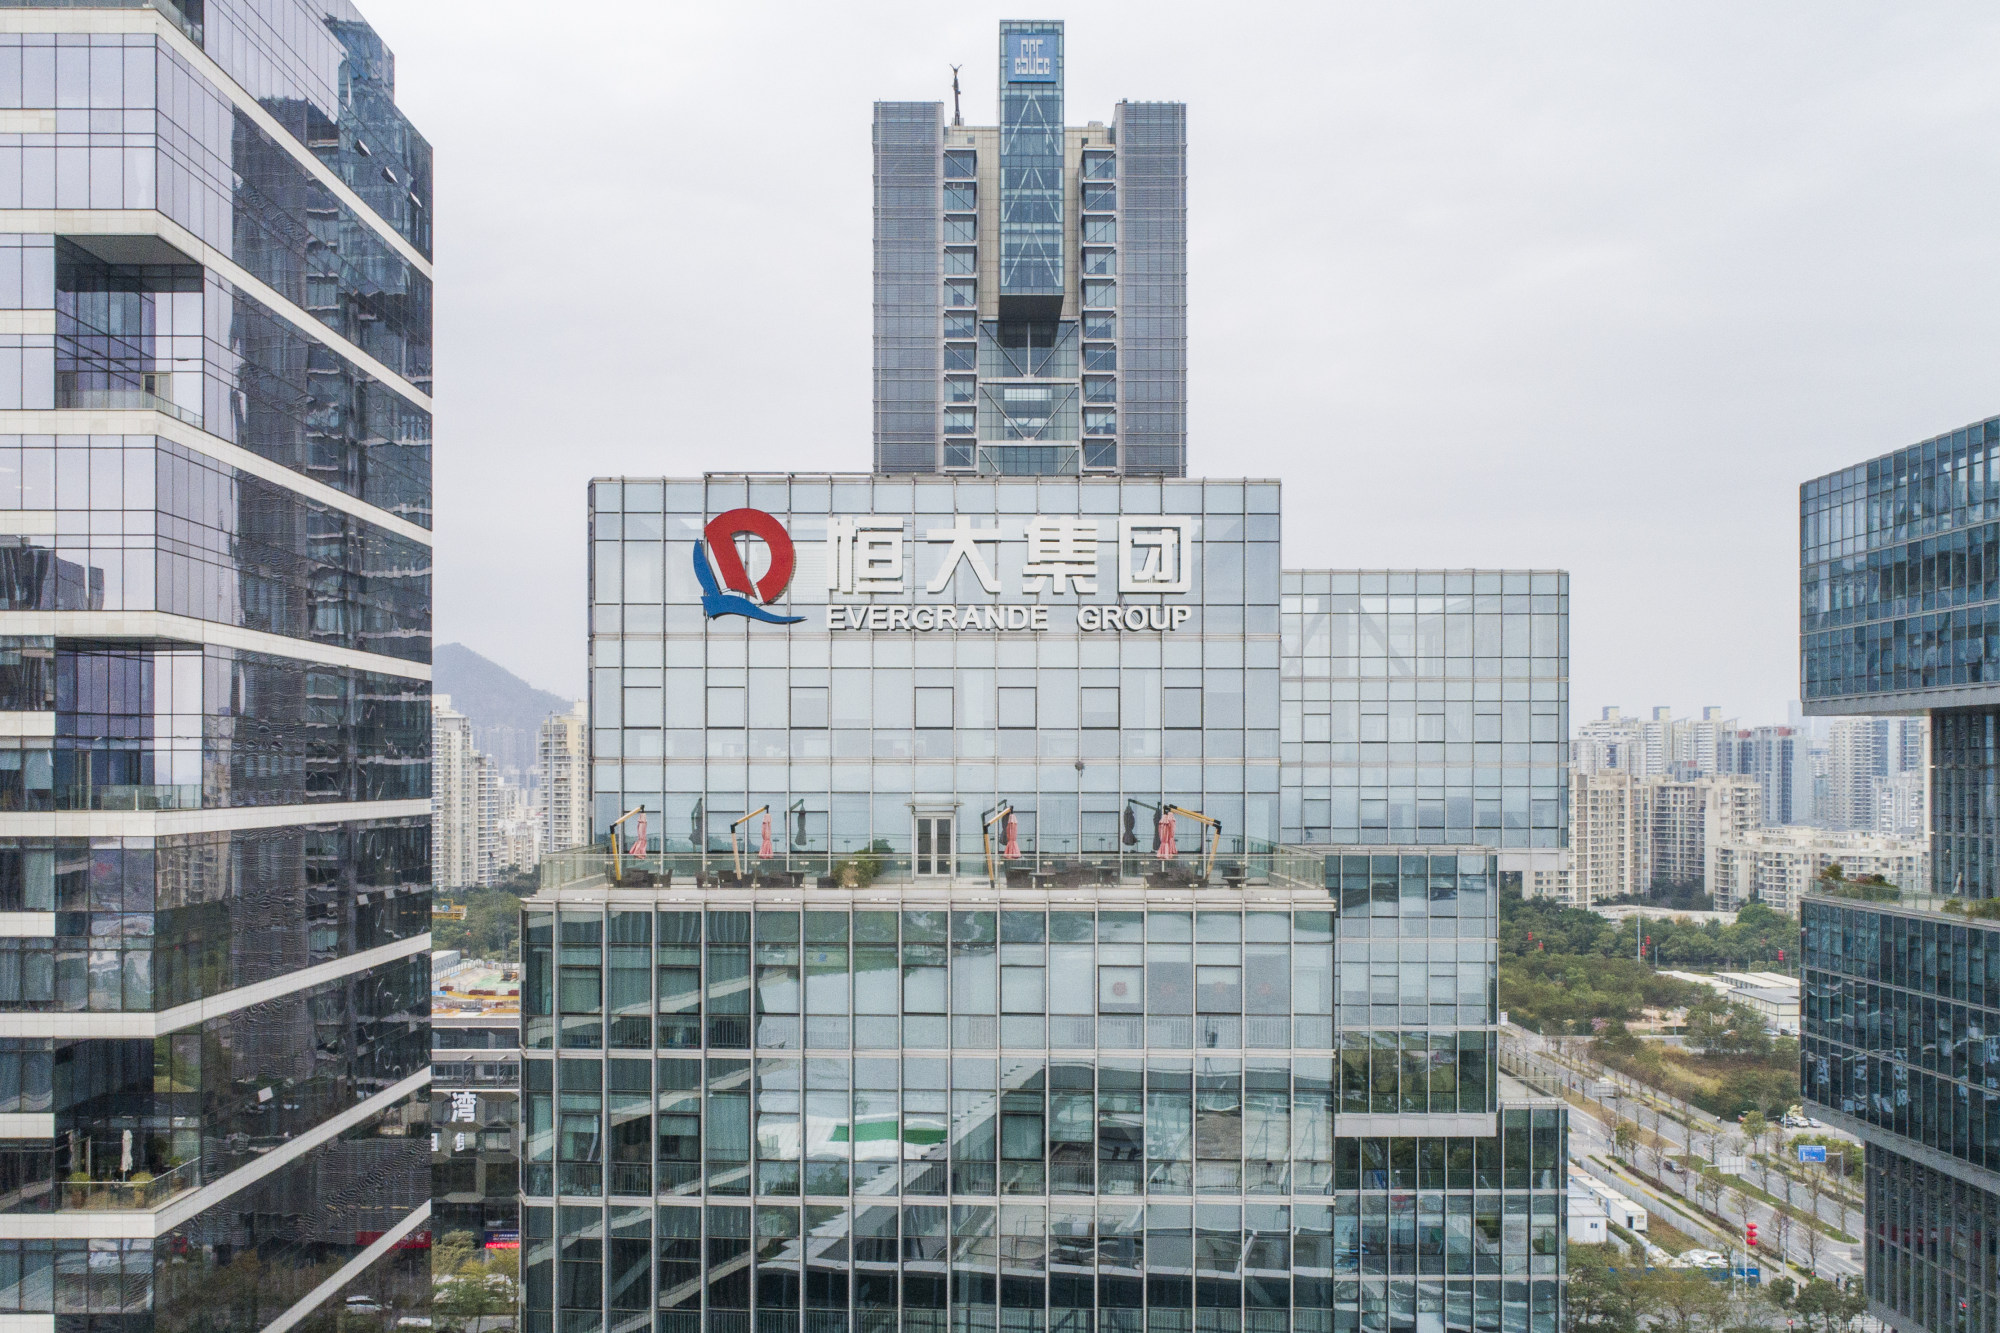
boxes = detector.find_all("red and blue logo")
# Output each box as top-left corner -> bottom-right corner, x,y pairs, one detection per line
695,508 -> 805,625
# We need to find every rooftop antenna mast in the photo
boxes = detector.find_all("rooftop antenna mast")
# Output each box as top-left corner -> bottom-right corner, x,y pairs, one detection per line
951,64 -> 963,126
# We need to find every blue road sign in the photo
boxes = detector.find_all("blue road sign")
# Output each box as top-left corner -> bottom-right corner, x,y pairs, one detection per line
1797,1144 -> 1828,1163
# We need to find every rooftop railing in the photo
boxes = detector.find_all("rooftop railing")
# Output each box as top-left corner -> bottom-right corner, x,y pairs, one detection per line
1801,879 -> 2000,921
540,836 -> 1330,897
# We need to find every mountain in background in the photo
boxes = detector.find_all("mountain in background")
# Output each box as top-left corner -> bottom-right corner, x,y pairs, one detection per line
435,642 -> 576,782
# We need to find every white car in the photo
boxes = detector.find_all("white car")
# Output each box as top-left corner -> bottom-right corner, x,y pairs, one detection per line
344,1295 -> 384,1315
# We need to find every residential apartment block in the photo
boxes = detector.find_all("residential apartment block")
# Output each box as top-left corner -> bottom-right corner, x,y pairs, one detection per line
1562,771 -> 1761,906
537,700 -> 590,855
1711,825 -> 1928,916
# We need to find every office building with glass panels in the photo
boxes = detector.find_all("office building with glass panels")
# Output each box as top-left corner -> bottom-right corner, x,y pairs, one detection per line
874,20 -> 1186,478
1800,414 -> 2000,1333
523,468 -> 1568,1333
0,3 -> 434,1331
1277,572 -> 1569,891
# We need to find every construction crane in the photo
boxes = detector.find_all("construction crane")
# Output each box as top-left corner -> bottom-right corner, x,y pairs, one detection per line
981,801 -> 1015,889
730,806 -> 772,880
1163,804 -> 1224,885
607,806 -> 647,882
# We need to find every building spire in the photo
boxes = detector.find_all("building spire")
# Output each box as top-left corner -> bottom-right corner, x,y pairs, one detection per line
950,64 -> 963,125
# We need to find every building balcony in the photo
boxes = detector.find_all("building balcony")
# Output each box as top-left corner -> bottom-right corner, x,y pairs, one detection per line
58,1157 -> 199,1212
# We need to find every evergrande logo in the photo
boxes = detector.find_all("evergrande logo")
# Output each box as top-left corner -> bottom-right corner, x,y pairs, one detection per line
694,508 -> 806,625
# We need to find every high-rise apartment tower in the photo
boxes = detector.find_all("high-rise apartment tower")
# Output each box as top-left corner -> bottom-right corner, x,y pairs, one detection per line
873,20 -> 1187,477
537,700 -> 590,855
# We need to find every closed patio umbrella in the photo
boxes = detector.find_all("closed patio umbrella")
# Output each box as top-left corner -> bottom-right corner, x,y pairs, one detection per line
760,812 -> 774,860
1003,813 -> 1020,860
631,811 -> 648,856
1158,812 -> 1177,859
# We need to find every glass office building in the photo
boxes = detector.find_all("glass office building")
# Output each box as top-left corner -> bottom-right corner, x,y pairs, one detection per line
873,19 -> 1186,478
537,23 -> 1566,1333
0,3 -> 434,1331
585,476 -> 1279,854
525,471 -> 1567,1333
1800,415 -> 2000,1333
1277,573 -> 1568,890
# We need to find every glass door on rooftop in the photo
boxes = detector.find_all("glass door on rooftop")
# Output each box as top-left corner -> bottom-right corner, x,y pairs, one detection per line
915,816 -> 954,878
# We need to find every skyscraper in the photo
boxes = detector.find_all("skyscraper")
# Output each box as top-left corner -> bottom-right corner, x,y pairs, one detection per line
873,21 -> 1187,477
524,24 -> 1567,1333
0,0 -> 433,1323
1799,416 -> 2000,1333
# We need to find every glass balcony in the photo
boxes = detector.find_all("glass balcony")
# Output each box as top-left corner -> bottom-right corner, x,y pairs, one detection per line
59,1157 -> 198,1212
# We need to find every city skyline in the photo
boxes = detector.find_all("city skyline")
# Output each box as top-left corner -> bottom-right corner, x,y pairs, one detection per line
362,2 -> 2000,726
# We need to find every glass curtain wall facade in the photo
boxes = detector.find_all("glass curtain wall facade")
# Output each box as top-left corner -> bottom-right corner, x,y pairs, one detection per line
520,873 -> 1567,1333
1277,573 -> 1568,854
872,22 -> 1186,478
0,4 -> 433,1331
587,475 -> 1281,859
1800,417 -> 2000,1333
545,469 -> 1567,1333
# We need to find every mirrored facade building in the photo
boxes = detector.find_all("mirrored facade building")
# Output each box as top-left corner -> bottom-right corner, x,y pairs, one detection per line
1800,415 -> 2000,1333
0,2 -> 434,1330
1277,572 -> 1569,893
874,20 -> 1186,478
531,24 -> 1567,1333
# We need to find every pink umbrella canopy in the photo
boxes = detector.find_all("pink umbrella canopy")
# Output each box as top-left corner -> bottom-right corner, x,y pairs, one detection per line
1003,814 -> 1020,860
1157,812 -> 1177,859
630,811 -> 648,856
759,812 -> 774,859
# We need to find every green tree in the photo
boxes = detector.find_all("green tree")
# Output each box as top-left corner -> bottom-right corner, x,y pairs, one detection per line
434,1238 -> 518,1333
1773,1280 -> 1868,1333
1685,994 -> 1732,1056
1740,1112 -> 1768,1160
1640,1267 -> 1734,1333
433,1229 -> 478,1279
1564,1243 -> 1641,1333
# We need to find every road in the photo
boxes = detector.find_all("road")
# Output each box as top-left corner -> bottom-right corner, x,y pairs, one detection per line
1503,1028 -> 1865,1282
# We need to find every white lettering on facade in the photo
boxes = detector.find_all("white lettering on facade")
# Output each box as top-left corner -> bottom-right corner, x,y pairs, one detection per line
816,514 -> 1201,631
827,517 -> 907,594
1022,516 -> 1103,594
1013,37 -> 1051,77
924,516 -> 1004,594
1117,517 -> 1197,594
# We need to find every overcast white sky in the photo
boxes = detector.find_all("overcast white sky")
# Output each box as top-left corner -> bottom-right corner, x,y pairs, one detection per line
363,1 -> 2000,724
